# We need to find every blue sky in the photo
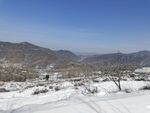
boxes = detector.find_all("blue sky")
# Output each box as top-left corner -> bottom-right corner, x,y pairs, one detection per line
0,0 -> 150,53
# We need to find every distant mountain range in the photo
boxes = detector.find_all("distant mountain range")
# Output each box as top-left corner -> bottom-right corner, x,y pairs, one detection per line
0,41 -> 150,68
83,51 -> 150,66
0,42 -> 79,68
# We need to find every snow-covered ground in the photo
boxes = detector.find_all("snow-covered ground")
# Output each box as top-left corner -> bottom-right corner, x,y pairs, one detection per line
9,91 -> 150,113
135,67 -> 150,73
0,79 -> 150,113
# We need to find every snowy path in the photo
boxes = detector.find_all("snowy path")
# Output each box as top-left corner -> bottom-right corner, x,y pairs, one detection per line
4,91 -> 150,113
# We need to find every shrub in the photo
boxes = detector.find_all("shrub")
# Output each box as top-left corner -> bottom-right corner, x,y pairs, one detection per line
135,78 -> 145,81
140,85 -> 150,90
24,85 -> 34,89
49,86 -> 53,89
92,79 -> 99,83
83,85 -> 98,95
74,82 -> 84,87
32,88 -> 49,95
0,88 -> 9,92
0,82 -> 4,86
124,88 -> 132,93
0,66 -> 37,82
54,86 -> 61,91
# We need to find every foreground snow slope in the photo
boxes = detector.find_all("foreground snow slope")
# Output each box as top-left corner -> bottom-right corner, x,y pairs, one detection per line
0,81 -> 150,113
5,91 -> 150,113
0,81 -> 148,111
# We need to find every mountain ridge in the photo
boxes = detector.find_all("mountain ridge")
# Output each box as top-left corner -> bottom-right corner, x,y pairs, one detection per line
83,50 -> 150,66
0,41 -> 79,68
0,41 -> 150,68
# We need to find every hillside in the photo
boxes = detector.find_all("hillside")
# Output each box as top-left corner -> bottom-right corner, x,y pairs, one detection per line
1,41 -> 150,68
0,42 -> 79,68
83,51 -> 150,66
56,50 -> 80,61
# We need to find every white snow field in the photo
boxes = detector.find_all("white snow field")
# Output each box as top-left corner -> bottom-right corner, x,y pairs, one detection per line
0,81 -> 150,113
9,92 -> 150,113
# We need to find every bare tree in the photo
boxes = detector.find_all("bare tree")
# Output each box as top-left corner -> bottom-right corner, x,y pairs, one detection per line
101,64 -> 136,91
59,64 -> 94,79
0,66 -> 37,82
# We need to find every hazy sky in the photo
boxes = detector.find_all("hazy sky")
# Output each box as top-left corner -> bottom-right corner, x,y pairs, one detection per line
0,0 -> 150,53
